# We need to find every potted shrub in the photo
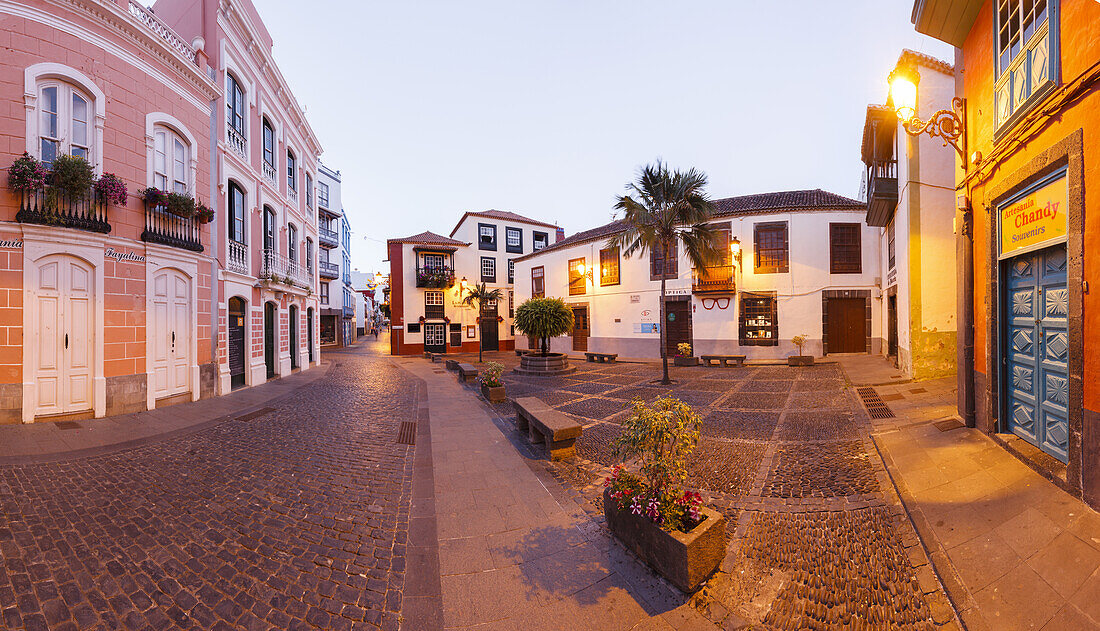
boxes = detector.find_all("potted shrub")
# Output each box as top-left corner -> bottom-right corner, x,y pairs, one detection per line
513,297 -> 576,375
7,153 -> 49,193
195,202 -> 215,224
788,333 -> 814,366
52,154 -> 95,200
165,191 -> 195,218
604,396 -> 726,592
673,342 -> 698,367
94,173 -> 128,206
142,186 -> 168,207
479,361 -> 506,403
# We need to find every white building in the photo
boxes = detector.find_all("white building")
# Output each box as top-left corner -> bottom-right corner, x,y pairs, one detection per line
386,210 -> 560,355
349,270 -> 383,335
862,50 -> 958,380
512,190 -> 882,360
317,164 -> 355,346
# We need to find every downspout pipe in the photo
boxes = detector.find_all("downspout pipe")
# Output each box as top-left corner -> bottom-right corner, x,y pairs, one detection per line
954,47 -> 976,427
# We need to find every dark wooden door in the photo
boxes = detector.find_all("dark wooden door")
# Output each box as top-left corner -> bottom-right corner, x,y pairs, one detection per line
827,298 -> 866,353
887,294 -> 898,359
307,308 -> 314,363
289,305 -> 299,369
572,306 -> 589,352
424,323 -> 447,354
480,303 -> 499,351
229,299 -> 246,389
664,300 -> 692,357
264,302 -> 276,378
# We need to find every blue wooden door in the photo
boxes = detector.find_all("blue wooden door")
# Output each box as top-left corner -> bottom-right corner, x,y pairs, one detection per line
1004,244 -> 1069,462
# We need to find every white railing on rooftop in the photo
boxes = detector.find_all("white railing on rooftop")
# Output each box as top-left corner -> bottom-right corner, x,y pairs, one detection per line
128,1 -> 197,64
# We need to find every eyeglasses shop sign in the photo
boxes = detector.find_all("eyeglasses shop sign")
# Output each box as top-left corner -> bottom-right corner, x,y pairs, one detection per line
999,175 -> 1067,259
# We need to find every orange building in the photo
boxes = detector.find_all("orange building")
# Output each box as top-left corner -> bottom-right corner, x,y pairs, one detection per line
912,0 -> 1100,506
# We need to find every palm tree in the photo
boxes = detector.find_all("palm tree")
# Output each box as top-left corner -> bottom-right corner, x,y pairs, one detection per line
462,282 -> 505,363
607,161 -> 721,385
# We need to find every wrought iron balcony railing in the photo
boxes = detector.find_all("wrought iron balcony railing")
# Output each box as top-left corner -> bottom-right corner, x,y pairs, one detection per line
141,201 -> 203,252
416,266 -> 456,289
319,261 -> 340,279
692,264 -> 736,294
260,249 -> 312,289
865,159 -> 898,227
17,187 -> 111,234
318,226 -> 338,248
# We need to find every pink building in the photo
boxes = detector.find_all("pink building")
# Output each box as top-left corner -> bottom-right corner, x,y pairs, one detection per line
152,0 -> 324,391
0,0 -> 321,423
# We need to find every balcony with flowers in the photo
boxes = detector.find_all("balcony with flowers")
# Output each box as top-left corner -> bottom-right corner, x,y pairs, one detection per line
416,266 -> 456,289
8,153 -> 117,234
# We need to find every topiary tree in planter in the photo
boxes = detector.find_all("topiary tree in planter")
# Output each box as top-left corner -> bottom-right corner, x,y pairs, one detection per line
513,297 -> 574,356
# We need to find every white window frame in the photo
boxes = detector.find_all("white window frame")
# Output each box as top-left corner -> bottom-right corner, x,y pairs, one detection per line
481,257 -> 496,280
24,63 -> 106,173
145,113 -> 198,194
508,259 -> 515,283
506,227 -> 521,247
319,181 -> 330,208
288,224 -> 298,264
286,148 -> 297,193
425,291 -> 444,306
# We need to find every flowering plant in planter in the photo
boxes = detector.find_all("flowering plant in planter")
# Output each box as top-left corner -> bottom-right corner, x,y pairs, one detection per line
195,202 -> 215,224
606,396 -> 704,532
7,153 -> 49,192
142,187 -> 167,207
165,192 -> 195,218
479,361 -> 505,388
52,154 -> 95,199
95,173 -> 128,205
676,343 -> 692,358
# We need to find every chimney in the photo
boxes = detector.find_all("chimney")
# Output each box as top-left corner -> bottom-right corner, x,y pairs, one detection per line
555,226 -> 565,243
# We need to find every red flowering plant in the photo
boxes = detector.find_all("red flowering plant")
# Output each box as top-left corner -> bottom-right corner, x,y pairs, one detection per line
141,187 -> 167,207
604,396 -> 706,531
194,202 -> 215,224
7,153 -> 49,193
95,173 -> 128,206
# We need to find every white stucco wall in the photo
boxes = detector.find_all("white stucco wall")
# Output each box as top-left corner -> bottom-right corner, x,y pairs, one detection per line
514,209 -> 882,360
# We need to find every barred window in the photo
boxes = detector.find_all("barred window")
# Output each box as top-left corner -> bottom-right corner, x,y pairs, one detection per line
830,223 -> 862,274
568,258 -> 586,296
531,266 -> 545,298
754,222 -> 789,274
600,247 -> 620,286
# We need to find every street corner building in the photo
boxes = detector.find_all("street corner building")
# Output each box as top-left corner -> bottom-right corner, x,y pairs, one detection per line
913,0 -> 1100,506
511,190 -> 885,361
387,210 -> 562,356
861,50 -> 961,382
0,0 -> 325,424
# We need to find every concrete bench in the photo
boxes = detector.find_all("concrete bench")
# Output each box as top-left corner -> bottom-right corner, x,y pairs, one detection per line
424,351 -> 442,362
445,359 -> 460,371
700,355 -> 746,367
457,363 -> 479,382
584,352 -> 618,363
513,397 -> 581,460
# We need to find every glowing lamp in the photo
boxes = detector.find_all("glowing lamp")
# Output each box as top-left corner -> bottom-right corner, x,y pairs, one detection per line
576,263 -> 586,275
888,65 -> 920,123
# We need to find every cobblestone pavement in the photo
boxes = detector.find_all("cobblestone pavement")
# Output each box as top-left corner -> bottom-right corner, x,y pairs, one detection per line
453,352 -> 957,630
0,344 -> 418,631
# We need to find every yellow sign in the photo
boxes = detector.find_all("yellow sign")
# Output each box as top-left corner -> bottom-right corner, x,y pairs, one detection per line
1000,175 -> 1067,258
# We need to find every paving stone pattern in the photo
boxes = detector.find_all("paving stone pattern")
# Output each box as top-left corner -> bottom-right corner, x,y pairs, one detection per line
457,353 -> 949,630
0,351 -> 417,631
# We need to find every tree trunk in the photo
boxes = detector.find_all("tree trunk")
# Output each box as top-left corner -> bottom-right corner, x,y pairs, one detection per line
659,259 -> 670,385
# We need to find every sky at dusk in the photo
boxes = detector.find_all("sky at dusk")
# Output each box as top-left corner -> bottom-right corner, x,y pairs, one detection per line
259,0 -> 954,274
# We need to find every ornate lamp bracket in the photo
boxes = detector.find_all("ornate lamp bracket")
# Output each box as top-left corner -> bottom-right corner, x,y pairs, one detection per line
902,97 -> 967,166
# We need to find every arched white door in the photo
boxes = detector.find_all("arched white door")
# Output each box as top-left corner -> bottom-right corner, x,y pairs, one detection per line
34,255 -> 94,415
151,268 -> 192,399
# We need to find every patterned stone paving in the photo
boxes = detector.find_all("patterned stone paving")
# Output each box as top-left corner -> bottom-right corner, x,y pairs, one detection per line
456,352 -> 950,630
0,353 -> 417,631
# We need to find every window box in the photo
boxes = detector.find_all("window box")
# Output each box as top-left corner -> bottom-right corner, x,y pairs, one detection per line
416,266 -> 455,289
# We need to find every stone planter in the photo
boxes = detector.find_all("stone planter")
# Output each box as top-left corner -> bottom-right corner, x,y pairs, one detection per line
787,355 -> 815,367
603,489 -> 726,592
514,352 -> 576,376
673,356 -> 699,367
481,383 -> 506,403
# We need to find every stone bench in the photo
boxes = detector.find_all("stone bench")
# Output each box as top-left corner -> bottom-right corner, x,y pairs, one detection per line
700,354 -> 746,367
423,351 -> 442,362
513,397 -> 582,460
457,363 -> 478,382
584,352 -> 618,363
444,359 -> 460,371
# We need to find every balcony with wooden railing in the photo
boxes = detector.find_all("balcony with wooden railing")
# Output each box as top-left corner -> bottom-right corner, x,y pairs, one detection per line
17,187 -> 111,234
319,260 -> 340,280
318,226 -> 338,248
141,201 -> 203,252
692,264 -> 736,294
865,159 -> 898,227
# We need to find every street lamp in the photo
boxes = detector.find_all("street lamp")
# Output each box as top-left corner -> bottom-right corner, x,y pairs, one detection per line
729,238 -> 742,267
888,64 -> 968,167
576,262 -> 594,285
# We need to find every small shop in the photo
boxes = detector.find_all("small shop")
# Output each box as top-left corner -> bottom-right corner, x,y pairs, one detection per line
996,169 -> 1070,463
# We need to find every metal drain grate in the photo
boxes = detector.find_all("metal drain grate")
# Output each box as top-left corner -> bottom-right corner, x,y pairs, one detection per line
237,407 -> 275,422
55,421 -> 82,430
856,387 -> 895,419
397,422 -> 417,445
